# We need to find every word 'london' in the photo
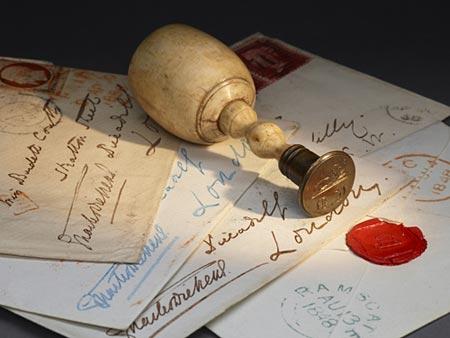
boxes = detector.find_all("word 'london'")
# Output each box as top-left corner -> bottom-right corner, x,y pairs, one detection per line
106,181 -> 382,338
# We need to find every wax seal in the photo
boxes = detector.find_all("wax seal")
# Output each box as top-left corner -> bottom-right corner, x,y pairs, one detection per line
346,218 -> 427,265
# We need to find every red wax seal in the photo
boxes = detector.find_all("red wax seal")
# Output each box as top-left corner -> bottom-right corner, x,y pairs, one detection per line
346,218 -> 427,266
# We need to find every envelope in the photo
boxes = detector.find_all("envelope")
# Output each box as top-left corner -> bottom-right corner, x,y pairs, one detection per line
0,123 -> 294,328
3,34 -> 450,337
5,142 -> 407,338
210,122 -> 450,338
0,58 -> 178,262
234,34 -> 448,157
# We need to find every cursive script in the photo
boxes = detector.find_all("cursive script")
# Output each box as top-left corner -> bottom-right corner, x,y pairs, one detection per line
190,138 -> 253,217
32,98 -> 62,141
105,259 -> 226,338
229,139 -> 251,167
77,225 -> 170,310
131,130 -> 161,156
293,183 -> 381,244
192,169 -> 236,217
269,230 -> 297,261
162,147 -> 205,200
130,116 -> 162,156
96,84 -> 132,158
312,117 -> 383,148
8,144 -> 42,185
7,98 -> 62,187
203,191 -> 287,254
54,135 -> 88,181
57,163 -> 117,250
75,93 -> 101,129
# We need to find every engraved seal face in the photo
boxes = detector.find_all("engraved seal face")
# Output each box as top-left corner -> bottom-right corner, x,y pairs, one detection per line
300,151 -> 355,217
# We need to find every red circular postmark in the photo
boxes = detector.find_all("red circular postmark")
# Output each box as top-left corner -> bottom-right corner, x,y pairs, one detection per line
0,62 -> 52,88
346,218 -> 427,266
384,153 -> 450,203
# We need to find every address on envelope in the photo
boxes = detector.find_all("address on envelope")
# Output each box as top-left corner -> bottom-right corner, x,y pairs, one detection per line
0,59 -> 178,262
210,122 -> 450,338
1,33 -> 449,336
6,150 -> 408,338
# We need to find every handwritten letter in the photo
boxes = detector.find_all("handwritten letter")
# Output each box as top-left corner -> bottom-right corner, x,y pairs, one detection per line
0,60 -> 178,262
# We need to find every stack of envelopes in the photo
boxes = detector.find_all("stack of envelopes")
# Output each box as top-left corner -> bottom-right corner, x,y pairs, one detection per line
0,34 -> 448,338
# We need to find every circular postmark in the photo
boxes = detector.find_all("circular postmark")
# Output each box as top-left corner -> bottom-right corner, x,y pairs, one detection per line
384,153 -> 450,203
301,151 -> 355,217
0,93 -> 49,135
383,105 -> 431,125
0,62 -> 52,88
280,282 -> 382,337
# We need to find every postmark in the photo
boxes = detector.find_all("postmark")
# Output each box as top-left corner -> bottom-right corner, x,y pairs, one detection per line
233,36 -> 311,91
0,62 -> 52,88
384,153 -> 450,203
0,93 -> 59,135
0,59 -> 69,95
383,105 -> 431,125
281,282 -> 382,337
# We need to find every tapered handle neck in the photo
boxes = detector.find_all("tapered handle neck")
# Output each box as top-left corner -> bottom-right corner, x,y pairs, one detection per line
219,100 -> 290,159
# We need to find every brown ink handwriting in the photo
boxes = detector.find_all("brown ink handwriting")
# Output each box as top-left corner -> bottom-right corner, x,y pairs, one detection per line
75,93 -> 101,129
203,191 -> 287,254
293,183 -> 381,244
96,84 -> 132,158
57,163 -> 117,250
269,230 -> 297,261
54,135 -> 88,181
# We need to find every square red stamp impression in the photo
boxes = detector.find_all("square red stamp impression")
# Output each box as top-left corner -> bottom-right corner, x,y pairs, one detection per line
233,35 -> 312,91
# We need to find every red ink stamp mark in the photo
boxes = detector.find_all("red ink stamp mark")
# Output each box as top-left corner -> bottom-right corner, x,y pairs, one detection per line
0,190 -> 39,216
346,218 -> 427,266
233,36 -> 311,91
0,62 -> 52,88
384,153 -> 450,203
0,60 -> 69,95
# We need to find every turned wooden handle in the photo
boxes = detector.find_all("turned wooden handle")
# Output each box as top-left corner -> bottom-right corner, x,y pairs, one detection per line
128,23 -> 356,217
219,100 -> 290,159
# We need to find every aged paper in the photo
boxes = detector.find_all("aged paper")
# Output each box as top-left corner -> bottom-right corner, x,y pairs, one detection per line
7,153 -> 407,338
3,34 -> 449,336
210,122 -> 450,338
0,58 -> 178,262
233,34 -> 448,156
0,118 -> 294,327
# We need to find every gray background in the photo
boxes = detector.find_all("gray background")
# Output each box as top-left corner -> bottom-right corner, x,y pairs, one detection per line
0,2 -> 448,337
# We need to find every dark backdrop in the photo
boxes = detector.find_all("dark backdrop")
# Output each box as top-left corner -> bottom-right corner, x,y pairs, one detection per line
2,2 -> 450,105
0,2 -> 449,337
